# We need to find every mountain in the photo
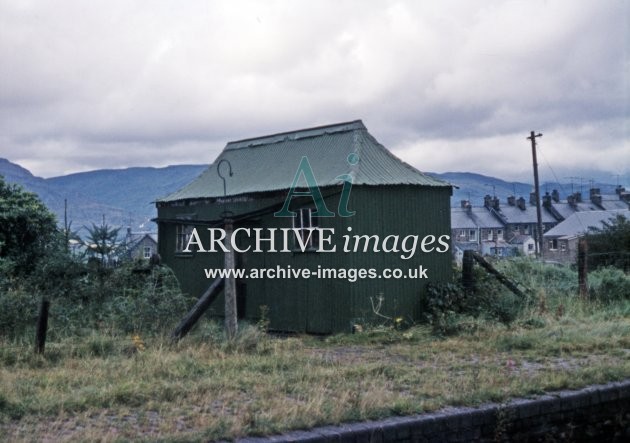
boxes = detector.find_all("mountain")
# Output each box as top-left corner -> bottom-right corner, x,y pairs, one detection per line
48,165 -> 207,229
0,158 -> 206,233
0,158 -> 622,234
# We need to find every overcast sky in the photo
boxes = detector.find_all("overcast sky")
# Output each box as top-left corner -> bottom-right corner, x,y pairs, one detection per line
0,0 -> 628,183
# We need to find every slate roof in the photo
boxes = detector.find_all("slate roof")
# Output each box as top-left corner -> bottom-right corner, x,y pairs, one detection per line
496,204 -> 557,224
597,195 -> 629,211
451,208 -> 478,229
125,232 -> 157,249
548,202 -> 577,220
543,209 -> 629,239
159,120 -> 450,202
451,206 -> 504,230
470,207 -> 504,228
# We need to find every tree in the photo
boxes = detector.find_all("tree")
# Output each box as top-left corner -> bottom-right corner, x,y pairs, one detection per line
84,220 -> 121,266
0,176 -> 59,276
586,214 -> 630,272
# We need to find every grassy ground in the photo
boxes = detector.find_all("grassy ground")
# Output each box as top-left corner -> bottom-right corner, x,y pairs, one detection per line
1,299 -> 629,442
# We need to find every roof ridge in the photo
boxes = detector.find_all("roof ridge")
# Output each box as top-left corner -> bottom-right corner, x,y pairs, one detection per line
225,120 -> 365,150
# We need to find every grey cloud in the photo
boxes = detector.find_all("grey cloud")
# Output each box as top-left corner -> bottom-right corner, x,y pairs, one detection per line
0,0 -> 627,181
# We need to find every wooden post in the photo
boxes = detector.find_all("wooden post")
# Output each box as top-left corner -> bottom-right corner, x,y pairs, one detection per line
471,252 -> 526,298
171,278 -> 225,341
462,250 -> 475,292
35,298 -> 50,354
578,237 -> 588,298
527,131 -> 544,259
224,220 -> 238,340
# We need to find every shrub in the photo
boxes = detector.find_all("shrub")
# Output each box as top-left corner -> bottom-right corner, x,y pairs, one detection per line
0,287 -> 39,337
88,264 -> 193,335
589,267 -> 630,302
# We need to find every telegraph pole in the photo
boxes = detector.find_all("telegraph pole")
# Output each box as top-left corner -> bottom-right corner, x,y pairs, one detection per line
528,131 -> 544,259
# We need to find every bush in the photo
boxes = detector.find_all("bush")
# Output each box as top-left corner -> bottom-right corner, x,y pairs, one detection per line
104,265 -> 193,334
425,261 -> 542,335
589,267 -> 630,302
0,287 -> 39,337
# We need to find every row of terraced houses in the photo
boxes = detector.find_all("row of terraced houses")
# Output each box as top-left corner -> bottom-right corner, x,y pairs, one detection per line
451,187 -> 630,264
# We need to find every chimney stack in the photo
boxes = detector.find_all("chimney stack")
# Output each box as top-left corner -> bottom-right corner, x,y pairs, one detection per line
551,189 -> 560,203
517,196 -> 526,210
542,193 -> 552,208
492,197 -> 500,211
529,192 -> 537,206
589,188 -> 601,199
507,196 -> 516,206
484,195 -> 492,208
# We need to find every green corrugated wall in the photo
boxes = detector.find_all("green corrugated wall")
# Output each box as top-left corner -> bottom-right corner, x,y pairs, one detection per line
157,184 -> 451,333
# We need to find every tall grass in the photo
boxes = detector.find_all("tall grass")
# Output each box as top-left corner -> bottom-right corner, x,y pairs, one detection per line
1,258 -> 629,441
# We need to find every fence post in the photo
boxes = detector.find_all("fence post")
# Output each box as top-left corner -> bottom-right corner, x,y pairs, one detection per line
578,237 -> 588,298
462,250 -> 475,292
35,297 -> 50,354
224,220 -> 238,340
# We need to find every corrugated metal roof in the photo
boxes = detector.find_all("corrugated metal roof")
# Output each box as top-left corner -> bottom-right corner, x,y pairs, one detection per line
159,120 -> 450,202
543,209 -> 629,239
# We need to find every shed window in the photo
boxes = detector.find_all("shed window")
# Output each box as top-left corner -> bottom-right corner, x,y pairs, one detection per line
176,224 -> 194,252
468,229 -> 477,241
143,246 -> 152,259
486,230 -> 493,241
293,208 -> 319,250
497,229 -> 503,240
560,242 -> 567,252
549,239 -> 558,251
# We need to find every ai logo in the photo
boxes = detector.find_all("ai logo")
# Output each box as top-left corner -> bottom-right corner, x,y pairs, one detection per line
274,153 -> 358,218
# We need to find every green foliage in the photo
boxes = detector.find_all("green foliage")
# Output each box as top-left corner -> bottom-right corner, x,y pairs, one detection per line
0,286 -> 39,337
1,261 -> 193,339
589,267 -> 630,302
46,263 -> 193,337
586,213 -> 630,272
496,258 -> 578,298
0,176 -> 59,276
105,265 -> 193,334
425,272 -> 528,335
424,258 -> 630,337
83,221 -> 121,265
